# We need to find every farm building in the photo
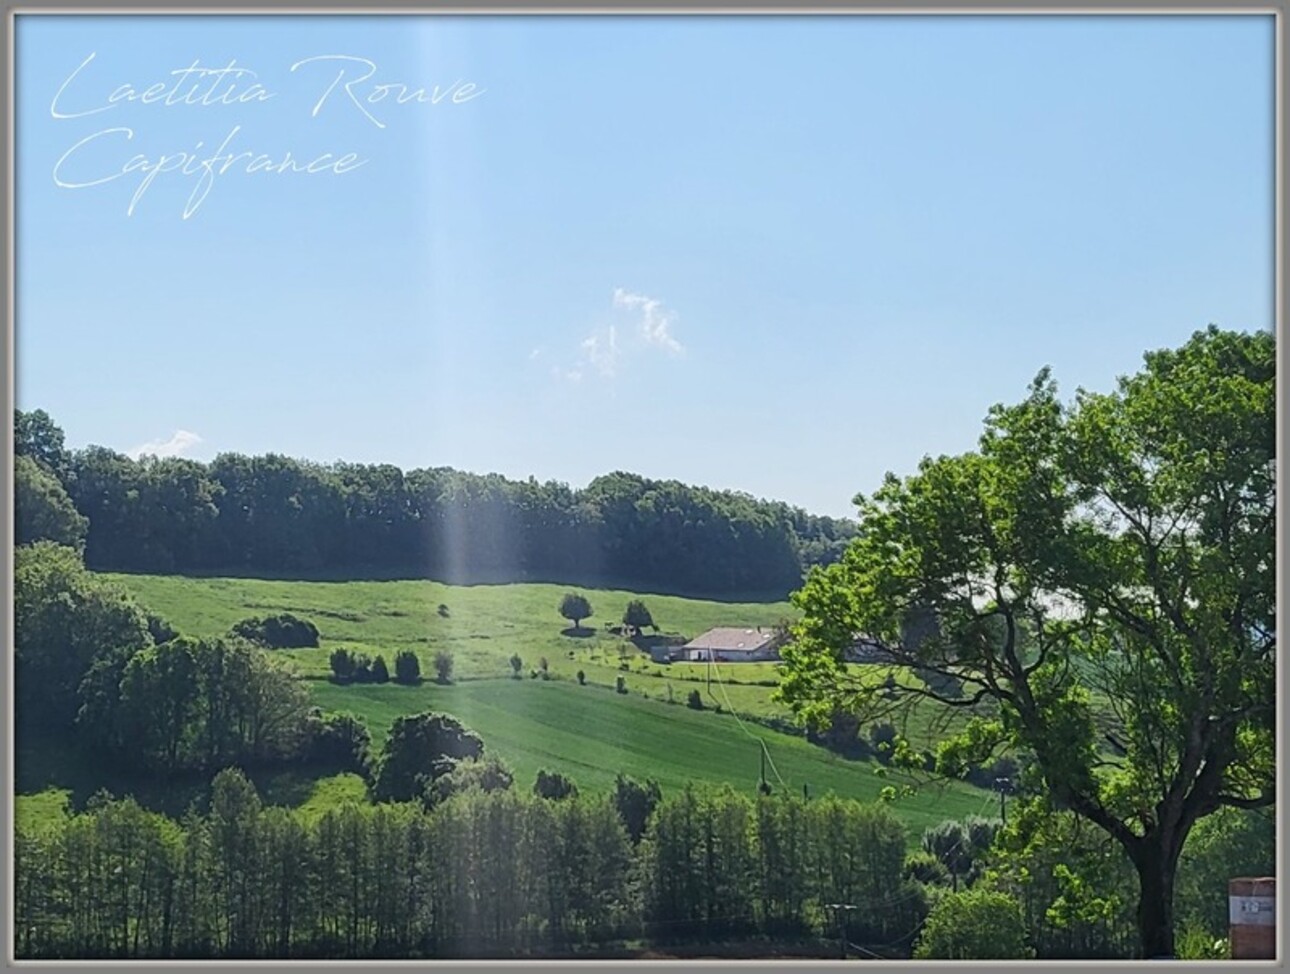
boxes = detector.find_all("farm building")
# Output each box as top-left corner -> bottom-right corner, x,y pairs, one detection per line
682,627 -> 783,663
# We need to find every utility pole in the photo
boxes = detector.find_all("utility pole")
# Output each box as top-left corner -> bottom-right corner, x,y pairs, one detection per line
826,903 -> 858,959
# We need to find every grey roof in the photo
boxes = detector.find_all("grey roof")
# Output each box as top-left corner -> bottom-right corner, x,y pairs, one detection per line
683,627 -> 779,653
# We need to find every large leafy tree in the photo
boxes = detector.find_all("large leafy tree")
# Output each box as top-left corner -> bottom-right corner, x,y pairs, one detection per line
559,592 -> 593,630
371,712 -> 484,802
778,327 -> 1275,958
14,455 -> 88,549
14,541 -> 153,733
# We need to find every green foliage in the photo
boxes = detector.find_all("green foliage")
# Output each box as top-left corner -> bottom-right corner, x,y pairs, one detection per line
329,648 -> 356,683
986,801 -> 1139,958
559,592 -> 593,628
576,669 -> 586,685
107,635 -> 313,772
777,328 -> 1275,959
612,773 -> 662,844
433,650 -> 454,685
914,888 -> 1033,959
27,404 -> 858,598
622,599 -> 655,634
370,712 -> 484,803
1175,807 -> 1275,938
14,541 -> 153,733
615,676 -> 627,695
1175,924 -> 1229,961
230,613 -> 320,649
423,755 -> 514,807
393,650 -> 421,684
509,653 -> 523,678
686,689 -> 704,710
370,655 -> 390,684
15,455 -> 88,549
15,408 -> 72,483
305,709 -> 372,775
533,768 -> 579,801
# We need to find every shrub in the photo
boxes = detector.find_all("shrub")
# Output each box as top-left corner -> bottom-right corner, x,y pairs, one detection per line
351,653 -> 373,683
533,769 -> 578,800
433,649 -> 454,684
394,650 -> 421,684
509,653 -> 523,679
232,613 -> 319,649
913,889 -> 1032,959
437,604 -> 450,618
686,689 -> 704,710
329,648 -> 356,684
371,655 -> 390,683
616,676 -> 627,694
576,669 -> 586,685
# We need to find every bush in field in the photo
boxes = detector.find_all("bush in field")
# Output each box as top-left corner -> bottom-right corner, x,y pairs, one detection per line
394,650 -> 421,684
329,648 -> 356,683
686,689 -> 704,710
433,650 -> 454,684
371,655 -> 390,684
509,653 -> 523,679
232,613 -> 319,649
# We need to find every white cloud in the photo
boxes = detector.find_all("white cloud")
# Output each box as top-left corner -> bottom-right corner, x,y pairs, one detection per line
581,324 -> 620,377
128,429 -> 203,460
555,289 -> 684,384
614,287 -> 684,354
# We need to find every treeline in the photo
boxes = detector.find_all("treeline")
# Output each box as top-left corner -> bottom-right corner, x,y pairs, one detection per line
15,774 -> 927,959
15,409 -> 856,598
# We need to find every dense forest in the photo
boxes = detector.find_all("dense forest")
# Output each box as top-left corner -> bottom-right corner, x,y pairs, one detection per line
15,409 -> 855,599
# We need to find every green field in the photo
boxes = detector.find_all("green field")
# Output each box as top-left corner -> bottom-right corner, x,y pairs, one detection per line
19,573 -> 992,835
308,678 -> 992,833
106,573 -> 967,737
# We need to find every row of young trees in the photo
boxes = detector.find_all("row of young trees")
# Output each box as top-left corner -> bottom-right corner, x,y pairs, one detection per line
15,410 -> 856,598
14,775 -> 927,959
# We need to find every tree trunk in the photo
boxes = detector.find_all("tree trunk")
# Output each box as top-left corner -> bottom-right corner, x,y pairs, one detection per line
1132,839 -> 1179,959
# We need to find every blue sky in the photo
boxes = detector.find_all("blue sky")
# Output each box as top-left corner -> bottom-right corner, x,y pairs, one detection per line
16,14 -> 1273,518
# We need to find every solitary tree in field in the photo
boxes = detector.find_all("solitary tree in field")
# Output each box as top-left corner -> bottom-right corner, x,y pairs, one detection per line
622,600 -> 654,637
559,592 -> 593,631
433,650 -> 454,685
777,328 -> 1275,959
